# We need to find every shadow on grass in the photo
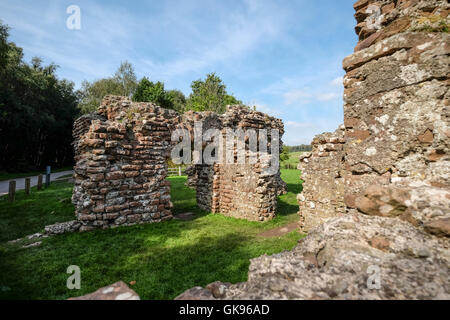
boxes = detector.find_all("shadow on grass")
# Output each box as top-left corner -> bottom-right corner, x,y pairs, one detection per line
275,182 -> 303,219
287,183 -> 303,195
0,172 -> 303,300
277,198 -> 300,217
0,181 -> 75,242
0,221 -> 290,300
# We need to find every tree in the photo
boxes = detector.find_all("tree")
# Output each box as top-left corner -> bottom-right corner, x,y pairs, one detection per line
166,89 -> 186,113
113,61 -> 137,97
224,94 -> 241,106
0,21 -> 9,69
132,77 -> 173,109
78,78 -> 123,114
0,21 -> 79,172
186,73 -> 242,113
77,61 -> 137,114
289,144 -> 313,152
280,145 -> 291,162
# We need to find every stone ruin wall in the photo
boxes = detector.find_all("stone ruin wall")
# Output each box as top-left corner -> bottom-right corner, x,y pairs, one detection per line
72,97 -> 286,229
297,126 -> 346,231
298,0 -> 450,233
176,0 -> 450,300
182,106 -> 287,222
72,96 -> 179,231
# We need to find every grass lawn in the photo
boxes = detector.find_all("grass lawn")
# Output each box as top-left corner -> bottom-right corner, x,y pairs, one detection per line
0,166 -> 73,182
281,152 -> 302,169
0,169 -> 303,300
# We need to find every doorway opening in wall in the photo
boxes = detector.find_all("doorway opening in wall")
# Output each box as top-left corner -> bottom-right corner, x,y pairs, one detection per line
166,158 -> 198,220
275,168 -> 303,223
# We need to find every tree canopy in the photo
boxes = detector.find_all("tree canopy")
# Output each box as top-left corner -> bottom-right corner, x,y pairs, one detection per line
186,73 -> 241,114
79,67 -> 241,115
288,145 -> 312,152
132,77 -> 173,110
77,61 -> 137,114
133,78 -> 190,113
0,20 -> 245,172
280,146 -> 291,162
166,89 -> 187,113
0,21 -> 79,172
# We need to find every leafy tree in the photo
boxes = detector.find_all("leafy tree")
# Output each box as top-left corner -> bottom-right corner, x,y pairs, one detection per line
113,61 -> 137,97
186,73 -> 242,113
78,61 -> 137,114
0,21 -> 79,172
0,21 -> 9,69
132,77 -> 173,109
78,78 -> 123,114
289,144 -> 313,152
166,89 -> 186,113
224,94 -> 241,106
280,145 -> 291,162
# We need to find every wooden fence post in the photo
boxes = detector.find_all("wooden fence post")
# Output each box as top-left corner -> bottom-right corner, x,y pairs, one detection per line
25,178 -> 31,195
179,166 -> 182,176
45,166 -> 51,188
8,180 -> 16,202
37,174 -> 43,191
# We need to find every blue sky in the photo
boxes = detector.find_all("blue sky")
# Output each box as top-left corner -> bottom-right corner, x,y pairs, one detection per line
1,0 -> 357,145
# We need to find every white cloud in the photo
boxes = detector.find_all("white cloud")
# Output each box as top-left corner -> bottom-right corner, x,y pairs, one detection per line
252,103 -> 282,117
317,92 -> 340,101
141,1 -> 289,81
283,90 -> 312,105
282,118 -> 342,146
331,76 -> 343,86
285,121 -> 314,129
282,89 -> 341,105
264,72 -> 344,106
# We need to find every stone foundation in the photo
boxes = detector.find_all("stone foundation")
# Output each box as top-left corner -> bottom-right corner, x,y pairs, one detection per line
177,213 -> 450,300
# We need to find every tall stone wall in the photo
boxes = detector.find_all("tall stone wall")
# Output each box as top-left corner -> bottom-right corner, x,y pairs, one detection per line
344,0 -> 450,211
72,96 -> 179,231
343,0 -> 450,236
298,0 -> 450,232
353,0 -> 449,51
297,126 -> 346,231
177,0 -> 449,300
183,106 -> 286,222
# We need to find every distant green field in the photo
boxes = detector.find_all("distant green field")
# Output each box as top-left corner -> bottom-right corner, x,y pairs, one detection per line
281,152 -> 302,169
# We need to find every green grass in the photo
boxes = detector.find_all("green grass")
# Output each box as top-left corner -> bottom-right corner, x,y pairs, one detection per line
281,151 -> 302,168
0,169 -> 303,300
0,180 -> 75,242
0,166 -> 73,182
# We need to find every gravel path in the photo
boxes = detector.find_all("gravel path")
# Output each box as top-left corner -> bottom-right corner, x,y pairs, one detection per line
0,171 -> 74,196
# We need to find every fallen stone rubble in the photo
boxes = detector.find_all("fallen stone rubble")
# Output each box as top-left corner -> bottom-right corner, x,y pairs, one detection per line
177,214 -> 449,300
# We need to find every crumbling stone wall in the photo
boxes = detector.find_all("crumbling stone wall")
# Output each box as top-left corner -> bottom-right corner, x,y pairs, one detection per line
183,106 -> 286,222
344,0 -> 449,215
73,98 -> 286,228
298,0 -> 450,232
177,0 -> 449,300
297,126 -> 346,231
73,113 -> 105,158
72,96 -> 179,231
354,0 -> 449,51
